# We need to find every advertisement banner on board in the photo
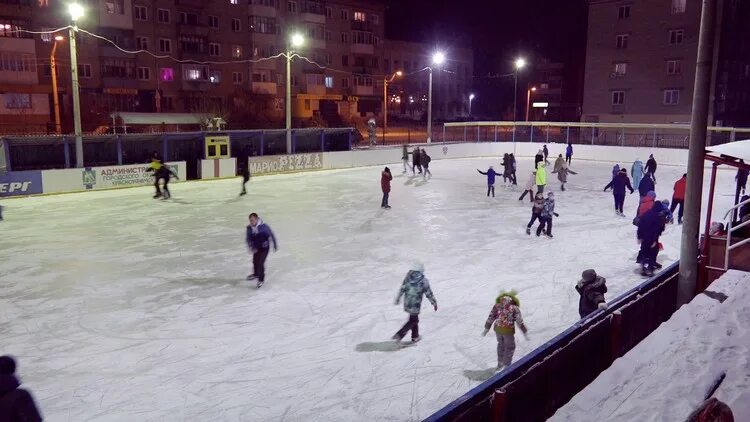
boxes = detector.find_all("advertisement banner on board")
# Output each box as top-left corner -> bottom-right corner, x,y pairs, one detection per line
0,171 -> 43,197
248,153 -> 323,175
41,162 -> 187,194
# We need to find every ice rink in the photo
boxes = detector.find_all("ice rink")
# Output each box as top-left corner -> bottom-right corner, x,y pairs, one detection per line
0,156 -> 739,421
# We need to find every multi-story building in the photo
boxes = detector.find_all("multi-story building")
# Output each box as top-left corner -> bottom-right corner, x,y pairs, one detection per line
383,39 -> 473,121
582,0 -> 701,124
713,0 -> 750,127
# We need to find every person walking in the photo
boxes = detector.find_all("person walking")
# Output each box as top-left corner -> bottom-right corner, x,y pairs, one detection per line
240,164 -> 251,196
671,173 -> 687,224
638,173 -> 655,199
637,200 -> 667,276
543,144 -> 550,164
393,262 -> 437,343
246,213 -> 278,288
575,269 -> 608,319
509,153 -> 518,185
535,161 -> 547,194
0,355 -> 43,422
412,146 -> 422,175
604,168 -> 635,216
631,158 -> 644,191
553,160 -> 577,191
381,167 -> 392,209
645,154 -> 658,181
518,171 -> 536,202
501,154 -> 512,185
482,291 -> 528,372
401,145 -> 412,174
526,192 -> 545,235
478,166 -> 501,197
421,149 -> 432,179
565,142 -> 573,165
534,149 -> 544,169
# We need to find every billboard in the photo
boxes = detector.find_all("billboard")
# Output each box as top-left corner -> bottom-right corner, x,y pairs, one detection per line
0,171 -> 43,197
248,153 -> 323,175
42,162 -> 187,194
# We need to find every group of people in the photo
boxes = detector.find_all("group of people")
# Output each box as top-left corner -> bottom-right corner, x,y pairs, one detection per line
401,146 -> 433,179
477,153 -> 518,197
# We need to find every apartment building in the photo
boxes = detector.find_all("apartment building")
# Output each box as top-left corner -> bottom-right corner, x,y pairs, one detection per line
582,0 -> 701,124
383,39 -> 473,121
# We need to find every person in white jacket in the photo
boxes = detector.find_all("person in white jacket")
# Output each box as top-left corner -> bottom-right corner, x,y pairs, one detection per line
518,171 -> 536,202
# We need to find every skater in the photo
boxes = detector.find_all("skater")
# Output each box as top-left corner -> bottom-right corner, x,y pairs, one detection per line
575,269 -> 608,319
565,142 -> 573,165
661,199 -> 674,224
393,262 -> 437,343
518,171 -> 536,202
535,161 -> 547,194
412,146 -> 422,175
638,173 -> 655,198
671,173 -> 686,224
245,212 -> 278,288
637,190 -> 657,219
604,168 -> 635,216
0,355 -> 43,421
509,153 -> 518,185
534,149 -> 544,168
543,144 -> 550,164
537,192 -> 558,237
645,154 -> 658,180
482,291 -> 528,371
381,166 -> 392,209
401,145 -> 411,174
553,159 -> 577,191
525,192 -> 545,235
637,200 -> 667,276
477,166 -> 501,197
240,164 -> 251,196
147,155 -> 163,198
631,158 -> 644,191
553,154 -> 565,174
736,160 -> 748,196
421,149 -> 432,179
156,161 -> 179,199
501,154 -> 512,184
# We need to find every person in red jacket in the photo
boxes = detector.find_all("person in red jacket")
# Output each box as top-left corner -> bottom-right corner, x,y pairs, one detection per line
671,173 -> 687,224
381,167 -> 392,209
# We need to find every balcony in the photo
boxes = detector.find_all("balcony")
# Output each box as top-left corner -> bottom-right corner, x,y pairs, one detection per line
178,24 -> 209,37
248,4 -> 277,17
353,86 -> 373,96
351,20 -> 373,31
351,43 -> 374,55
102,77 -> 139,90
0,37 -> 35,54
252,81 -> 278,95
181,80 -> 211,92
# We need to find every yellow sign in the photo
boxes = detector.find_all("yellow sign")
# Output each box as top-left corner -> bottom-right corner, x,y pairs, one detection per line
205,135 -> 231,159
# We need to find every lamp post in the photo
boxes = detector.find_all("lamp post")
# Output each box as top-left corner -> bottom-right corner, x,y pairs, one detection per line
383,70 -> 402,144
512,57 -> 526,145
286,33 -> 304,154
50,35 -> 64,135
525,86 -> 537,122
427,51 -> 445,143
468,93 -> 475,119
68,3 -> 84,167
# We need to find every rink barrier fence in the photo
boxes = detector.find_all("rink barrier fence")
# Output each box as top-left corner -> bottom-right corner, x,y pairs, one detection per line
425,262 -> 680,422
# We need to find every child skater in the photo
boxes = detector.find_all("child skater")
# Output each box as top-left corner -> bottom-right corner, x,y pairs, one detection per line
477,166 -> 501,197
482,291 -> 529,372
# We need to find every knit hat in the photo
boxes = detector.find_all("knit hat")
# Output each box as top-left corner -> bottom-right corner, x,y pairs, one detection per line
581,269 -> 597,283
620,168 -> 627,173
411,262 -> 425,273
647,191 -> 656,198
0,356 -> 16,375
496,290 -> 520,306
548,192 -> 554,197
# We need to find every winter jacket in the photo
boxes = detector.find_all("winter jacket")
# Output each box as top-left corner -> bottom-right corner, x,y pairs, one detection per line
525,173 -> 536,190
478,168 -> 500,185
566,144 -> 573,157
638,193 -> 656,217
611,164 -> 620,180
421,151 -> 431,166
554,163 -> 577,183
535,151 -> 544,167
541,197 -> 556,219
395,270 -> 436,315
631,160 -> 644,182
509,154 -> 517,172
381,170 -> 392,193
157,165 -> 178,181
543,145 -> 549,159
638,201 -> 667,245
553,157 -> 566,173
673,176 -> 687,200
484,293 -> 526,335
535,162 -> 547,186
501,156 -> 512,177
401,147 -> 409,161
0,374 -> 42,422
412,148 -> 421,165
576,275 -> 607,318
604,172 -> 635,195
531,196 -> 545,215
639,176 -> 655,197
246,220 -> 277,251
645,157 -> 657,174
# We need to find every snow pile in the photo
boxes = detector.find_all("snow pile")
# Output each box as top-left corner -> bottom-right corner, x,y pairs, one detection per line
552,270 -> 750,421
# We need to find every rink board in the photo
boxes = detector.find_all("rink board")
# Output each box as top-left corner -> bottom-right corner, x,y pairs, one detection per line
41,162 -> 187,194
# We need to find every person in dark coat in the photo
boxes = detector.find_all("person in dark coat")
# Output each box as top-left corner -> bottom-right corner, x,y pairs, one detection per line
0,355 -> 42,422
239,164 -> 251,196
246,213 -> 278,288
478,166 -> 501,197
412,147 -> 422,175
638,173 -> 655,198
575,269 -> 608,319
565,143 -> 573,165
421,149 -> 432,179
156,160 -> 179,199
645,154 -> 658,180
508,153 -> 518,185
637,200 -> 667,276
534,149 -> 544,168
381,167 -> 392,209
736,160 -> 748,196
604,168 -> 635,216
542,144 -> 550,164
500,154 -> 512,184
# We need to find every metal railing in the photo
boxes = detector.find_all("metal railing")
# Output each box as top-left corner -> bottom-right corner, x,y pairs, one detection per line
705,196 -> 750,272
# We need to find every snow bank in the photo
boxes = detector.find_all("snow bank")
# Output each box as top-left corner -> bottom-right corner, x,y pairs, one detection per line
552,270 -> 750,421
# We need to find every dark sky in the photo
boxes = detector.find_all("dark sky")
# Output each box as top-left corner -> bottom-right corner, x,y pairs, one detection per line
384,0 -> 589,118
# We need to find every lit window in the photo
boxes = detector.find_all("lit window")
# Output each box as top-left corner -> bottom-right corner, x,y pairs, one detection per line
616,34 -> 628,49
669,29 -> 684,45
160,68 -> 174,81
325,76 -> 333,88
671,0 -> 686,14
230,0 -> 239,4
614,62 -> 627,76
232,45 -> 242,58
666,59 -> 682,75
611,91 -> 625,106
663,89 -> 680,105
186,69 -> 201,80
353,11 -> 366,22
618,5 -> 630,19
209,70 -> 221,83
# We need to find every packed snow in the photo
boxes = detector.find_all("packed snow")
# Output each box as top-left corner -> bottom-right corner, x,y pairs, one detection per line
0,156 -> 740,421
552,270 -> 750,421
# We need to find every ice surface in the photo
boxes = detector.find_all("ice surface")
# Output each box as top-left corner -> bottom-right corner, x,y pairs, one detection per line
0,157 -> 740,421
551,270 -> 750,422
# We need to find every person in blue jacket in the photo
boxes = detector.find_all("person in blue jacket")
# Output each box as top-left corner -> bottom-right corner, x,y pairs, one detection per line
565,143 -> 573,165
604,168 -> 635,216
246,212 -> 278,288
478,166 -> 501,197
637,200 -> 667,277
631,158 -> 644,190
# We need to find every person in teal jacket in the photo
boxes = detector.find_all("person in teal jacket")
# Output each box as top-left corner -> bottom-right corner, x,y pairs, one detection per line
631,158 -> 644,191
535,162 -> 547,194
393,262 -> 437,343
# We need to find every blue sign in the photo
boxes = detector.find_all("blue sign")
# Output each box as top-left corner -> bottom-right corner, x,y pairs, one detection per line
0,171 -> 43,197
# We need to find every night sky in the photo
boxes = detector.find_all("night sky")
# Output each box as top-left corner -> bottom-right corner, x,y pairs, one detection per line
384,0 -> 589,118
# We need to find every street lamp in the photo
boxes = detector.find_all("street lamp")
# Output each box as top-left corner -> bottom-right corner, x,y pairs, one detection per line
525,86 -> 537,122
427,51 -> 445,143
512,57 -> 526,144
286,32 -> 304,153
68,3 -> 84,167
50,35 -> 64,135
468,93 -> 475,119
383,70 -> 402,144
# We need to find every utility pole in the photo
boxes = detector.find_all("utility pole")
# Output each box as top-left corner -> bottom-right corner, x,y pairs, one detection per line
50,36 -> 63,135
678,0 -> 717,307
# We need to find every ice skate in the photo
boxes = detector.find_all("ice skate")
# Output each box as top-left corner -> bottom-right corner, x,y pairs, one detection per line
391,334 -> 401,342
495,364 -> 506,373
256,280 -> 264,288
384,205 -> 392,209
545,233 -> 553,238
246,274 -> 257,280
411,336 -> 421,343
526,227 -> 531,235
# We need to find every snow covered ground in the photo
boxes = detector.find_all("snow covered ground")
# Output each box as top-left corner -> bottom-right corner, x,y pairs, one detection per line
552,270 -> 750,422
0,156 -> 739,421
